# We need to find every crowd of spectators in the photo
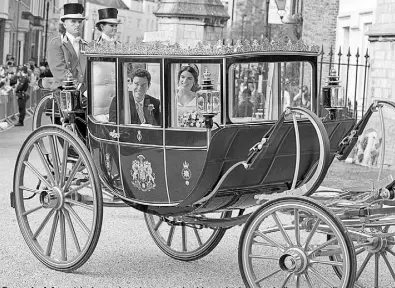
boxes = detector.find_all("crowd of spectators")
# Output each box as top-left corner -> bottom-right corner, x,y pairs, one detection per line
1,54 -> 53,95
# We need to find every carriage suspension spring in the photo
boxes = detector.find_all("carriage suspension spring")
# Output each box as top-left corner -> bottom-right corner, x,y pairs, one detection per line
161,216 -> 205,230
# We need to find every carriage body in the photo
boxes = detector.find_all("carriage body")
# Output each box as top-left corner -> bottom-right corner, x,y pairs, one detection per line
83,41 -> 355,215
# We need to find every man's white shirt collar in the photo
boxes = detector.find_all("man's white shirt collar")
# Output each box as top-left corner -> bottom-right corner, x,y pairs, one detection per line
101,33 -> 116,42
66,32 -> 78,43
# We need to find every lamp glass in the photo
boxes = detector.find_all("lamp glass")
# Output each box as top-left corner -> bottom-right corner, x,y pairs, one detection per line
275,0 -> 287,10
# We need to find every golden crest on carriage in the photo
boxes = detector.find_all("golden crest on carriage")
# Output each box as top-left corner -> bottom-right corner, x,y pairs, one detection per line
130,155 -> 156,192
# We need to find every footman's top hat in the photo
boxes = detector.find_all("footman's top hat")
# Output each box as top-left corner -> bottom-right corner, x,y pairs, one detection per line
60,3 -> 86,22
96,8 -> 120,30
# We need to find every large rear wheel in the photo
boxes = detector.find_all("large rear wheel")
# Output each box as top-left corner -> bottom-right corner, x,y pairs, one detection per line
238,196 -> 356,288
13,125 -> 103,272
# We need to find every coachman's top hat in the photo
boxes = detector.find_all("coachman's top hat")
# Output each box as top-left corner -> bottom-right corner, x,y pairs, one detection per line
60,3 -> 86,22
95,8 -> 120,30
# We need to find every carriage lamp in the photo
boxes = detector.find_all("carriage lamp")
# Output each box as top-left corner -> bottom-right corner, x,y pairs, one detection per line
59,69 -> 82,113
196,67 -> 220,129
323,69 -> 343,120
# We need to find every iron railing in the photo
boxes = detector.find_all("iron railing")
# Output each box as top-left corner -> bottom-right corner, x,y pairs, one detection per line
318,45 -> 370,120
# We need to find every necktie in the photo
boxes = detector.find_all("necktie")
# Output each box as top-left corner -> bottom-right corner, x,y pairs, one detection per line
136,102 -> 145,124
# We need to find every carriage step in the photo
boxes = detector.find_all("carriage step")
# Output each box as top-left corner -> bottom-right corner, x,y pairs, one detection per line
10,191 -> 15,208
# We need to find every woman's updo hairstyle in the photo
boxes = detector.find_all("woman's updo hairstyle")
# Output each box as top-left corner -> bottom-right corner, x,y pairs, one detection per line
178,64 -> 200,92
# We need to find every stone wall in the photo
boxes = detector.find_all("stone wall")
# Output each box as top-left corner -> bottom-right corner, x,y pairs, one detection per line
365,0 -> 395,169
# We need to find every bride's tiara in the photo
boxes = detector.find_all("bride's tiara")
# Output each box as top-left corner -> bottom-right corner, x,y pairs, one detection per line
183,64 -> 199,76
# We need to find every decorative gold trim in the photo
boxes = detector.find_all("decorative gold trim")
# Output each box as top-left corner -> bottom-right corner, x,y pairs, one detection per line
84,38 -> 320,56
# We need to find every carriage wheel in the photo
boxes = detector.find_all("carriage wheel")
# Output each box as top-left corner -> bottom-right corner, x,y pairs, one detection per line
32,93 -> 63,131
329,224 -> 395,288
238,196 -> 356,288
144,211 -> 232,261
13,125 -> 103,272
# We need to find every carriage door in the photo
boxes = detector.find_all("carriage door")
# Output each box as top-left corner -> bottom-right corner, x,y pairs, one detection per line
164,60 -> 223,203
87,58 -> 124,194
117,60 -> 168,203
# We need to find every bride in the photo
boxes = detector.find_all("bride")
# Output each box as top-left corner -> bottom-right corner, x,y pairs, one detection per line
176,64 -> 202,127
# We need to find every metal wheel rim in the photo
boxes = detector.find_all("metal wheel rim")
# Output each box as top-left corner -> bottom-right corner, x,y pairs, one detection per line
14,126 -> 102,270
240,198 -> 354,288
32,94 -> 62,131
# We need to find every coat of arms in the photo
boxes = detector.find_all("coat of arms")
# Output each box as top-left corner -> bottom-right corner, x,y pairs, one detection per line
130,155 -> 156,192
181,161 -> 192,185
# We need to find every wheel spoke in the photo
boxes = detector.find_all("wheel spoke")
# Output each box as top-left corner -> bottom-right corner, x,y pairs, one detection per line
181,225 -> 187,252
64,181 -> 91,198
63,208 -> 81,253
374,253 -> 379,287
249,254 -> 279,260
355,247 -> 366,256
59,210 -> 67,261
32,209 -> 55,240
64,204 -> 90,236
167,226 -> 175,246
48,135 -> 61,184
65,198 -> 94,211
294,208 -> 301,246
382,252 -> 395,280
19,185 -> 43,194
45,210 -> 59,257
62,157 -> 82,192
254,230 -> 286,252
295,274 -> 301,288
272,212 -> 293,247
255,269 -> 281,284
59,140 -> 70,187
309,266 -> 338,287
279,273 -> 292,288
303,273 -> 314,288
24,161 -> 52,189
356,253 -> 373,281
303,219 -> 321,249
154,218 -> 163,231
193,227 -> 203,246
310,259 -> 343,266
307,237 -> 337,257
22,205 -> 43,216
34,143 -> 55,186
387,247 -> 395,257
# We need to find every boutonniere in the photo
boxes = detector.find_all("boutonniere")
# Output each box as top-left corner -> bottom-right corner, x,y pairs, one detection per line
148,104 -> 155,115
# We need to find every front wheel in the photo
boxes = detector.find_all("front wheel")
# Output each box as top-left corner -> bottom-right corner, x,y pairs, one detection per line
13,125 -> 103,272
238,196 -> 356,288
144,211 -> 231,261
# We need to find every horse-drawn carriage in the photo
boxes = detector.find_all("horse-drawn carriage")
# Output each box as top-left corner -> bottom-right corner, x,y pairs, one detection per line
11,39 -> 395,287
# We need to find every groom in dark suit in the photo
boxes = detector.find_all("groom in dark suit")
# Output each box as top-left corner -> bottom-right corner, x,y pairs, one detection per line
109,69 -> 161,125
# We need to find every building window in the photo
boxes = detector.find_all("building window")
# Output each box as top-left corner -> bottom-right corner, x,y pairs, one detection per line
137,19 -> 141,28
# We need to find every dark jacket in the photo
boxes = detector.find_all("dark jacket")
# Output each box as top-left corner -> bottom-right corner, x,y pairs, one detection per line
15,75 -> 30,99
109,92 -> 161,126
